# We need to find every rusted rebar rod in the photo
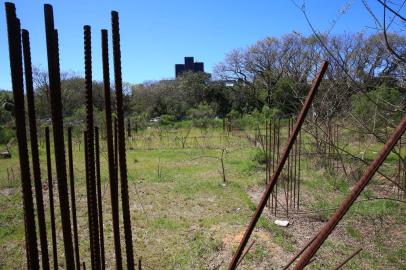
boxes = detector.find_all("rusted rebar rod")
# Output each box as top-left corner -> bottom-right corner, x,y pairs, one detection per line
292,115 -> 406,269
101,29 -> 122,270
282,234 -> 318,270
236,240 -> 256,268
332,247 -> 362,270
84,24 -> 101,270
5,3 -> 39,267
112,11 -> 135,269
68,127 -> 80,270
228,61 -> 329,270
43,5 -> 75,268
45,127 -> 58,270
84,130 -> 91,265
297,130 -> 302,210
114,117 -> 119,187
22,28 -> 50,270
95,127 -> 106,269
101,28 -> 123,269
128,118 -> 132,138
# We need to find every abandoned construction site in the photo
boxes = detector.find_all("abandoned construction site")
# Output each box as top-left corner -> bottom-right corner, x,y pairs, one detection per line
0,1 -> 405,270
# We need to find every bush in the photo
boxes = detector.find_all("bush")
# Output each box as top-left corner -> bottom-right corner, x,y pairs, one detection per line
187,103 -> 216,129
253,150 -> 267,165
0,127 -> 14,144
159,114 -> 177,126
351,84 -> 404,129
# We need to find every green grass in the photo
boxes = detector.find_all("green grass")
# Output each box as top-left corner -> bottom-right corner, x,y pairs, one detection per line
0,126 -> 404,269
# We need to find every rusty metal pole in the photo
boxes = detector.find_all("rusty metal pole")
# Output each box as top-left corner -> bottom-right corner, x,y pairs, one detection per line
293,115 -> 406,270
112,11 -> 135,269
332,248 -> 362,270
43,5 -> 75,268
84,25 -> 101,270
114,117 -> 119,184
45,127 -> 58,270
281,234 -> 318,270
22,28 -> 50,270
228,61 -> 329,270
128,118 -> 132,138
83,130 -> 91,266
68,127 -> 80,270
95,127 -> 106,269
275,118 -> 280,216
236,240 -> 256,268
5,3 -> 39,268
297,130 -> 302,210
101,28 -> 123,269
286,119 -> 291,215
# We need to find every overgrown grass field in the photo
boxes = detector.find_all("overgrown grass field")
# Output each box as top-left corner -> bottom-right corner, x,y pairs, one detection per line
0,126 -> 404,269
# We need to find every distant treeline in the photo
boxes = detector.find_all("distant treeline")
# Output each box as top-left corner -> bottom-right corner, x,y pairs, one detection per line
0,32 -> 405,142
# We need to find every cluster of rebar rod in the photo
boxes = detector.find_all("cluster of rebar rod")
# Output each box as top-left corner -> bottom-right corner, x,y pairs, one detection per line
263,118 -> 302,216
228,60 -> 406,269
5,2 -> 136,269
4,2 -> 405,270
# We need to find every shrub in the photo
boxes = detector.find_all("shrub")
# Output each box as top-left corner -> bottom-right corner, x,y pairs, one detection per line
351,84 -> 404,129
159,114 -> 176,126
187,103 -> 216,128
0,127 -> 14,144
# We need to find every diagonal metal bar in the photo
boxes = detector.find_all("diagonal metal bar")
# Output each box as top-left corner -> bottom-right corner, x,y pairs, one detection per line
332,247 -> 362,270
292,115 -> 406,269
228,61 -> 329,270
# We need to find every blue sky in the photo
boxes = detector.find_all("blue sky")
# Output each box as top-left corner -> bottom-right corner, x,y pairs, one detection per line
0,0 -> 385,90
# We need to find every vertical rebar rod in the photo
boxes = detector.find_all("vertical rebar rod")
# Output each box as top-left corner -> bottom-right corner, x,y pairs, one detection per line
101,28 -> 123,269
275,118 -> 280,216
293,115 -> 406,269
293,120 -> 298,210
95,127 -> 106,269
292,120 -> 295,210
128,118 -> 131,138
22,28 -> 50,270
5,3 -> 39,268
45,127 -> 58,270
43,5 -> 75,268
228,61 -> 328,270
68,127 -> 80,270
269,120 -> 272,208
84,25 -> 101,270
114,117 -> 119,189
297,130 -> 302,210
398,139 -> 402,197
112,11 -> 135,269
265,121 -> 269,188
286,119 -> 291,216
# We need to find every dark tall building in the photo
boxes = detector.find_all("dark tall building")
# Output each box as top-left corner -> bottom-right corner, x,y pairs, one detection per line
175,57 -> 204,77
